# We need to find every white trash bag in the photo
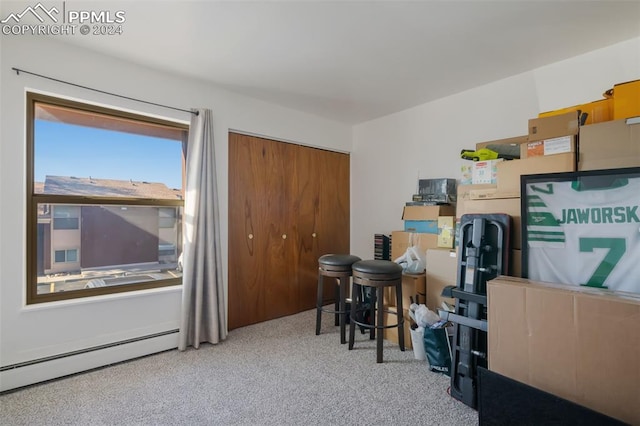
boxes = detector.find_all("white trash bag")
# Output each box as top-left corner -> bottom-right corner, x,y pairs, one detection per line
394,245 -> 426,274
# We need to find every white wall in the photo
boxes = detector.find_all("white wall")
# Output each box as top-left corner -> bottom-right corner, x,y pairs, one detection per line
351,37 -> 640,259
0,36 -> 352,390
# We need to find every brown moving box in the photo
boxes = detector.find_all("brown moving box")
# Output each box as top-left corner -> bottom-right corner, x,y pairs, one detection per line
391,231 -> 438,261
488,276 -> 640,425
384,272 -> 426,311
528,111 -> 580,141
578,118 -> 640,171
402,205 -> 455,221
457,184 -> 497,202
496,152 -> 575,195
475,135 -> 528,160
468,186 -> 519,200
383,305 -> 413,349
425,248 -> 457,311
456,187 -> 521,250
475,135 -> 528,152
523,135 -> 576,159
538,98 -> 613,126
510,249 -> 521,278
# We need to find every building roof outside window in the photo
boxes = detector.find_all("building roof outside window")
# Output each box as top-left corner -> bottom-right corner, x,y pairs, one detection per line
39,176 -> 183,200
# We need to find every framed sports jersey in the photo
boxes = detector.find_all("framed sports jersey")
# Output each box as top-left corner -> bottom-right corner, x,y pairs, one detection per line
521,167 -> 640,294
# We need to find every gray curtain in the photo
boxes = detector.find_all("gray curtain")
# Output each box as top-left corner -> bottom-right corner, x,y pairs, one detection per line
178,108 -> 227,350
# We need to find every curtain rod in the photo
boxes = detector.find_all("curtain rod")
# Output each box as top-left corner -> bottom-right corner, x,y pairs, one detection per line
11,67 -> 198,116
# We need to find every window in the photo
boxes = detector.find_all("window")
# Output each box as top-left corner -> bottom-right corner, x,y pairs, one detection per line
159,207 -> 177,228
27,92 -> 188,304
54,249 -> 78,263
53,205 -> 79,230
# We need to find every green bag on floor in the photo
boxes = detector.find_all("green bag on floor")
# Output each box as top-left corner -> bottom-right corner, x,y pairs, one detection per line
423,324 -> 451,376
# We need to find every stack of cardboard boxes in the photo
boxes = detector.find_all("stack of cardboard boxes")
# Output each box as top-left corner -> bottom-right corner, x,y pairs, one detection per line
538,79 -> 640,125
458,110 -> 580,276
482,79 -> 639,424
384,204 -> 457,348
384,79 -> 639,359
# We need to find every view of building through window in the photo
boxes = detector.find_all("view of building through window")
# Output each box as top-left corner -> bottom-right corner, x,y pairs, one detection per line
28,93 -> 187,302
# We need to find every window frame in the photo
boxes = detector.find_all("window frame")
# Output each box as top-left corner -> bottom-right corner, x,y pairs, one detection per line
26,92 -> 188,304
54,248 -> 79,264
52,205 -> 80,230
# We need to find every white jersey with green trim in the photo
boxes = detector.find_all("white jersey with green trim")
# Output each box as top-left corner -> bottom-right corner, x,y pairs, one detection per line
525,177 -> 640,293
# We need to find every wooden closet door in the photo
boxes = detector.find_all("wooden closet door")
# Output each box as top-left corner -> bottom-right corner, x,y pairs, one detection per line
293,146 -> 322,311
228,133 -> 297,330
295,147 -> 350,310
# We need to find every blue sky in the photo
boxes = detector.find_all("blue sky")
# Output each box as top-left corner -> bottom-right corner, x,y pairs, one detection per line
35,120 -> 183,190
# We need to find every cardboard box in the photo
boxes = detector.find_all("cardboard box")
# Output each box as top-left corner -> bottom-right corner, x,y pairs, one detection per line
384,272 -> 426,311
391,231 -> 439,262
402,205 -> 455,221
472,159 -> 504,184
456,187 -> 521,250
528,111 -> 580,141
613,79 -> 640,120
425,248 -> 457,312
468,186 -> 519,200
398,205 -> 456,253
475,135 -> 528,153
524,135 -> 575,158
539,98 -> 613,126
578,118 -> 640,171
404,220 -> 438,234
488,276 -> 640,425
383,305 -> 413,349
496,152 -> 575,195
437,216 -> 455,248
510,249 -> 521,278
475,135 -> 528,160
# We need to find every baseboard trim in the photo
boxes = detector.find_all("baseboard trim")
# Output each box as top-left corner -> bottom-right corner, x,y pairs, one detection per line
0,330 -> 179,392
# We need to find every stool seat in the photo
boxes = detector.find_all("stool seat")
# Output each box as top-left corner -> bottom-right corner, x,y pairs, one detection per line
319,254 -> 362,267
352,259 -> 403,275
316,254 -> 361,344
349,259 -> 405,363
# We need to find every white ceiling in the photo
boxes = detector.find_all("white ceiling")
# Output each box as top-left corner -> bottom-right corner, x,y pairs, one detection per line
3,0 -> 640,124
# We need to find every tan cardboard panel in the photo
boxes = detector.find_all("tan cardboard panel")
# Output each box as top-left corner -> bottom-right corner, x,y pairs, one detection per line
383,305 -> 412,349
510,249 -> 521,278
402,205 -> 455,221
455,197 -> 521,250
578,119 -> 640,171
488,277 -> 640,425
391,231 -> 439,262
475,135 -> 528,152
425,248 -> 457,312
528,111 -> 580,141
496,152 -> 575,195
384,273 -> 426,311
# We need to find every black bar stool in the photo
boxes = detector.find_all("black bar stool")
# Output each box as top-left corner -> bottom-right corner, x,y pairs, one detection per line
349,259 -> 404,363
316,254 -> 362,344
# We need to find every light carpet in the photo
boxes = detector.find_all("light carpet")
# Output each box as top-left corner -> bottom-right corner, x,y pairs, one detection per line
0,308 -> 478,425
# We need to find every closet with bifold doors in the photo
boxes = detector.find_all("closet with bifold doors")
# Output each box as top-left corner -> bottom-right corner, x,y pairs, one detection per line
228,132 -> 350,330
